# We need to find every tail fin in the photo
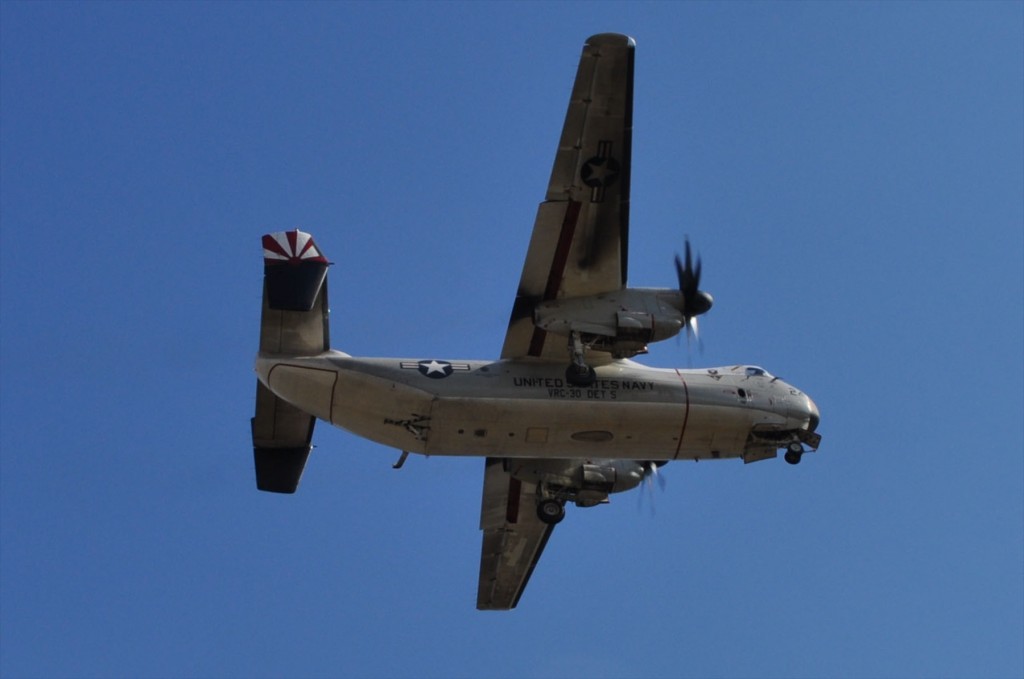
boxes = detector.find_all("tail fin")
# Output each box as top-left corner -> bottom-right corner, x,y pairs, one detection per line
251,230 -> 331,493
258,230 -> 330,356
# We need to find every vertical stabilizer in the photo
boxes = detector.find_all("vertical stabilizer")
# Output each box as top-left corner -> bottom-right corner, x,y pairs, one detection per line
258,230 -> 331,356
252,230 -> 331,493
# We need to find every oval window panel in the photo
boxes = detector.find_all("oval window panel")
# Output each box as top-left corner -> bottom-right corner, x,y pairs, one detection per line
571,430 -> 614,443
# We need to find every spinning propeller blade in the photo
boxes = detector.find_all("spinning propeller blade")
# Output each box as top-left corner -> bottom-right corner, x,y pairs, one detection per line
674,238 -> 713,345
637,461 -> 668,515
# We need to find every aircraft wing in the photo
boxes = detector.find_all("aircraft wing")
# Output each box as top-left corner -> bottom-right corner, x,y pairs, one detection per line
501,33 -> 635,361
476,458 -> 554,610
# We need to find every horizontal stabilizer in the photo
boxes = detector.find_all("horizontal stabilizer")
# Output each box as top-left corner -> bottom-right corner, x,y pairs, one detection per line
254,445 -> 311,493
252,381 -> 315,493
253,229 -> 332,493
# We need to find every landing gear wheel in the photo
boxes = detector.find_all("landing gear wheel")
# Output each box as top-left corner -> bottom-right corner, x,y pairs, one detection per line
536,499 -> 566,525
565,364 -> 596,387
785,442 -> 803,465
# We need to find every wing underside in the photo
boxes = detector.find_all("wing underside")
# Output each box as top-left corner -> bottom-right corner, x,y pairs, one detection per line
477,457 -> 554,610
479,33 -> 636,610
501,33 -> 635,362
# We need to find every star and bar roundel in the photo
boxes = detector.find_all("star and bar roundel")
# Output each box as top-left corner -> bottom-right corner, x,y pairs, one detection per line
580,140 -> 620,203
400,360 -> 471,379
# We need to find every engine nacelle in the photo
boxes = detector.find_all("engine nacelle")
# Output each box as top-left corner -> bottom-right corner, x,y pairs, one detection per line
578,460 -> 646,494
533,288 -> 685,358
505,459 -> 647,507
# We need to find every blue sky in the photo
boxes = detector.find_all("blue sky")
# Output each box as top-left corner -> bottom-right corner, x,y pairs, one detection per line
1,2 -> 1021,678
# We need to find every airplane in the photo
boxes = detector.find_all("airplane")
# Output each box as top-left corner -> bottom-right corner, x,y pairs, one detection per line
251,33 -> 822,610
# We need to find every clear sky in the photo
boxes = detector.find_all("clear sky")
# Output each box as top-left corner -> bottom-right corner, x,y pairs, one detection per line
1,2 -> 1022,678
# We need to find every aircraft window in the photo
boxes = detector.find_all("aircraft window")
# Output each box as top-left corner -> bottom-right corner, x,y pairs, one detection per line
745,366 -> 766,377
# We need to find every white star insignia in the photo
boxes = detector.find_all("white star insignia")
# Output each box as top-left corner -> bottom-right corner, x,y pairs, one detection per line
422,360 -> 449,375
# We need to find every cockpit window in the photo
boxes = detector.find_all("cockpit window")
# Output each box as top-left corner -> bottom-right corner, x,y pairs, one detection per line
745,366 -> 767,377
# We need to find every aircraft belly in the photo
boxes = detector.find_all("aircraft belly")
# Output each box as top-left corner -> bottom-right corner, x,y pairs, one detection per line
259,357 -> 772,461
426,397 -> 686,459
329,367 -> 435,453
255,355 -> 436,453
676,403 -> 750,458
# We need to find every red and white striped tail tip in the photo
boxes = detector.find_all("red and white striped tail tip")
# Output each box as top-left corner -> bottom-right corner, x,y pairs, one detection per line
262,230 -> 329,264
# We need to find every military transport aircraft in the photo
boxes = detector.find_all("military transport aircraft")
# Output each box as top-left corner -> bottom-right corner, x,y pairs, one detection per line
251,33 -> 822,610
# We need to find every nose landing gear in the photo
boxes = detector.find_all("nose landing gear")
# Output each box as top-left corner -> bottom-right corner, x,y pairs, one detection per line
784,441 -> 804,465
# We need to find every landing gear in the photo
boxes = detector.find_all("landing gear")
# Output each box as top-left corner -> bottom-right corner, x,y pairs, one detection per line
536,499 -> 566,525
784,441 -> 803,465
565,364 -> 596,387
565,331 -> 597,387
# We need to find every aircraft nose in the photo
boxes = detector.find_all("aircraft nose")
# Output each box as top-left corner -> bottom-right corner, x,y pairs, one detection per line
805,396 -> 820,432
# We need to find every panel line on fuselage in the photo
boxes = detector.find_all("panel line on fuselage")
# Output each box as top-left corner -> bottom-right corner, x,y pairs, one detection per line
672,368 -> 690,460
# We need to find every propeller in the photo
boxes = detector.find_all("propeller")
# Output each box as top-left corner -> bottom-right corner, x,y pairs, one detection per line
637,461 -> 668,515
673,239 -> 714,344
